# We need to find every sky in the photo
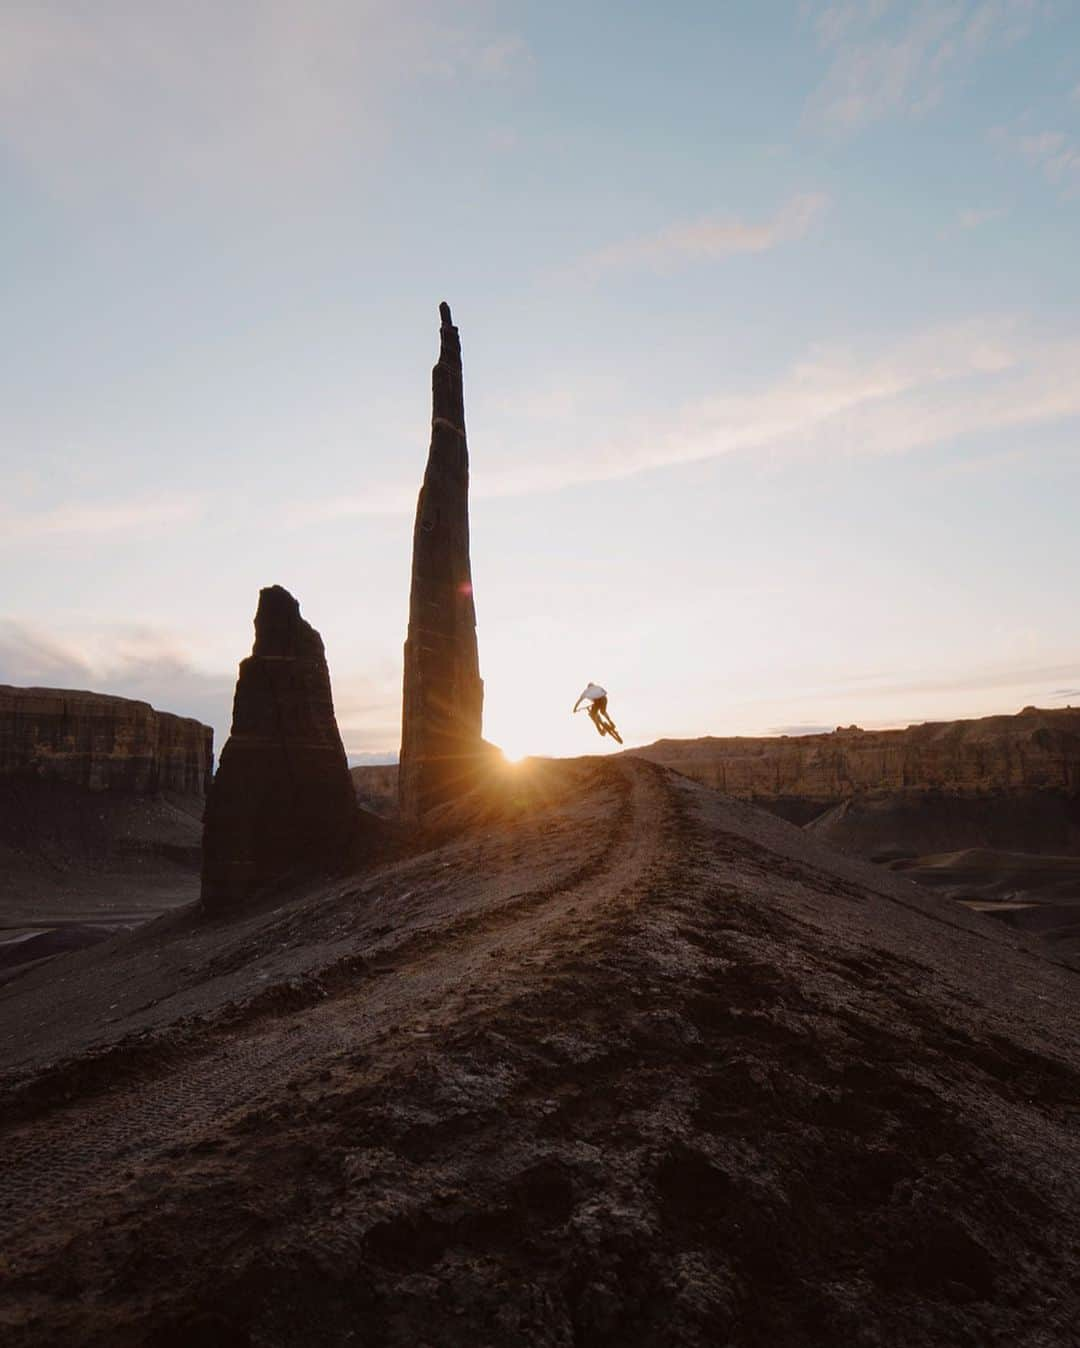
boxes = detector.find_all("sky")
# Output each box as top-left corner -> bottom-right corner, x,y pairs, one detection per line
2,0 -> 1079,763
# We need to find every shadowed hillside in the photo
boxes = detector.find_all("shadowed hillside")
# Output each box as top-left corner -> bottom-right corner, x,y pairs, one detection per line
0,778 -> 204,976
1,759 -> 1076,1347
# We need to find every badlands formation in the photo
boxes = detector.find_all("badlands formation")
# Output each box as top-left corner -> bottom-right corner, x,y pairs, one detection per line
0,308 -> 1077,1346
0,684 -> 211,795
0,687 -> 212,971
628,708 -> 1080,817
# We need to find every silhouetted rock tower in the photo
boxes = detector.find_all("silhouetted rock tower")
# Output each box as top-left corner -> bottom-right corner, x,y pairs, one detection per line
201,585 -> 357,910
399,303 -> 484,820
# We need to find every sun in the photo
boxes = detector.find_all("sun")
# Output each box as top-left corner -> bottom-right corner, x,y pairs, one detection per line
498,739 -> 531,765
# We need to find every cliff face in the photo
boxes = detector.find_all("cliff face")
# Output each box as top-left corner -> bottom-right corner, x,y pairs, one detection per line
0,685 -> 212,796
628,707 -> 1080,807
399,302 -> 485,821
201,587 -> 360,912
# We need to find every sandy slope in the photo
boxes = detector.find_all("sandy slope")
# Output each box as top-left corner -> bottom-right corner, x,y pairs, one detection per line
0,759 -> 1077,1347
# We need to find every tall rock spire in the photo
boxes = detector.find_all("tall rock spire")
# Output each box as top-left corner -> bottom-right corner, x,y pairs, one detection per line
399,302 -> 484,820
201,585 -> 358,911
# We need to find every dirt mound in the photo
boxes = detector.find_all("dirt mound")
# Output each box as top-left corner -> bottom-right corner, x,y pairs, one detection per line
0,759 -> 1077,1346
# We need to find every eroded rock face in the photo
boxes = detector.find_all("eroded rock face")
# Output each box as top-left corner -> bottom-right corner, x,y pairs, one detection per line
201,586 -> 357,911
628,707 -> 1080,808
399,302 -> 485,820
0,685 -> 211,795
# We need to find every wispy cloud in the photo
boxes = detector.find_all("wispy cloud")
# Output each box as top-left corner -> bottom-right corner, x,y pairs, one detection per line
957,205 -> 1006,229
805,1 -> 1050,132
296,317 -> 1080,518
581,194 -> 828,273
0,621 -> 94,686
468,34 -> 531,79
0,1 -> 528,196
804,660 -> 1080,703
0,496 -> 203,543
664,321 -> 1078,470
1007,128 -> 1080,197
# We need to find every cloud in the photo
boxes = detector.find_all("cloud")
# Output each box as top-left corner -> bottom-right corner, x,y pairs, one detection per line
1006,128 -> 1080,197
658,321 -> 1078,471
469,35 -> 531,79
286,482 -> 418,525
0,1 -> 528,196
803,660 -> 1080,702
0,496 -> 203,544
805,1 -> 1049,132
581,194 -> 828,273
296,317 -> 1080,516
810,1 -> 893,49
931,446 -> 1025,477
957,206 -> 1006,228
0,620 -> 93,685
1051,687 -> 1080,699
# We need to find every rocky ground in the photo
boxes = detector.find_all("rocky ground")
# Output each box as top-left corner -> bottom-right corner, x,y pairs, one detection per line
0,758 -> 1077,1347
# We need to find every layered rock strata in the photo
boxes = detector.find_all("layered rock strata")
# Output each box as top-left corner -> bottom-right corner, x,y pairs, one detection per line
201,587 -> 358,911
628,707 -> 1080,810
399,302 -> 485,820
0,685 -> 211,795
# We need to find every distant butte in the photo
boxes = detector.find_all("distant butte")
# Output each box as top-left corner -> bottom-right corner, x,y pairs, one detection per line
0,684 -> 211,795
626,707 -> 1080,816
398,302 -> 486,821
200,585 -> 359,911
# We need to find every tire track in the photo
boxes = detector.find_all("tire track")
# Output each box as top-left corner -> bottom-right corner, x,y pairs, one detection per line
0,760 -> 673,1244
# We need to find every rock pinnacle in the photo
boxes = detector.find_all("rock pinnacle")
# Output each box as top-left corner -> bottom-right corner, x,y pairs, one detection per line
201,586 -> 358,911
398,305 -> 484,820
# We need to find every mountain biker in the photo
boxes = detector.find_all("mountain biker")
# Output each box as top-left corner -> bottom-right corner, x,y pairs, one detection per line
573,683 -> 622,742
